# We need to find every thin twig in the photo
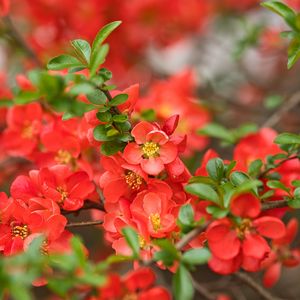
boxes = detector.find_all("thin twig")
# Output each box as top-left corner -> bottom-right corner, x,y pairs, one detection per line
66,220 -> 103,228
234,272 -> 283,300
262,199 -> 288,210
61,200 -> 104,215
2,15 -> 43,67
261,91 -> 300,128
175,224 -> 207,250
259,155 -> 299,178
192,277 -> 216,300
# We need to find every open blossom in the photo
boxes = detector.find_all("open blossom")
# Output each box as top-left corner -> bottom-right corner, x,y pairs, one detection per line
0,193 -> 67,256
207,194 -> 286,274
2,103 -> 43,157
89,267 -> 170,300
123,121 -> 178,175
10,165 -> 95,211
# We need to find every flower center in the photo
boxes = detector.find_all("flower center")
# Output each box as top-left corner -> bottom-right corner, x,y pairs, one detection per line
21,125 -> 33,139
236,219 -> 252,239
138,235 -> 146,249
125,171 -> 143,190
150,213 -> 161,232
55,149 -> 72,164
56,186 -> 68,203
11,224 -> 29,239
142,142 -> 159,158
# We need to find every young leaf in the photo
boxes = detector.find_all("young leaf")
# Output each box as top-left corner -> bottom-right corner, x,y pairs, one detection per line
267,180 -> 291,193
47,55 -> 84,70
121,227 -> 140,258
206,158 -> 224,181
274,132 -> 300,144
173,264 -> 194,300
109,94 -> 128,106
185,183 -> 220,204
71,39 -> 91,64
89,44 -> 110,77
288,38 -> 300,69
91,21 -> 122,54
198,123 -> 235,143
261,1 -> 297,30
182,248 -> 211,266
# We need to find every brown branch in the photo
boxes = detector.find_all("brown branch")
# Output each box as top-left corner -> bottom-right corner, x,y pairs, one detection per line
66,220 -> 103,228
261,91 -> 300,128
62,200 -> 104,215
192,277 -> 216,300
262,199 -> 288,210
175,224 -> 207,250
234,272 -> 283,300
259,155 -> 299,178
2,15 -> 43,67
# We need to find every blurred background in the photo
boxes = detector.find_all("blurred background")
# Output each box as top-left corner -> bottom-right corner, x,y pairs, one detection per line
1,0 -> 300,299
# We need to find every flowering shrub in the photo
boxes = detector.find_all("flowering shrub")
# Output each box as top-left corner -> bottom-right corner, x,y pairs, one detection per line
0,1 -> 300,300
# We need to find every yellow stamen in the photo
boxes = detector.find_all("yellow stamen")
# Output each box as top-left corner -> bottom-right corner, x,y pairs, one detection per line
142,142 -> 160,158
55,149 -> 72,164
21,125 -> 33,139
125,171 -> 143,190
123,293 -> 138,300
56,186 -> 68,203
138,235 -> 146,249
150,213 -> 161,232
11,224 -> 29,239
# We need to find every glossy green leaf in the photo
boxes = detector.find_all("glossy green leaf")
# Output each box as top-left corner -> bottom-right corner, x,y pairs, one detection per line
109,93 -> 128,106
274,132 -> 300,144
206,158 -> 224,181
182,248 -> 211,265
173,264 -> 194,300
87,89 -> 107,105
47,55 -> 84,70
89,44 -> 109,77
185,183 -> 220,204
71,39 -> 91,64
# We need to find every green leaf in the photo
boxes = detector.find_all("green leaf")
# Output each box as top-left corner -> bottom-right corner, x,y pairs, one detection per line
47,55 -> 84,70
0,99 -> 13,107
261,1 -> 297,30
292,180 -> 300,187
248,159 -> 263,177
260,190 -> 275,200
112,114 -> 128,123
230,171 -> 250,186
274,132 -> 300,144
10,286 -> 32,300
87,89 -> 107,105
198,123 -> 235,143
154,250 -> 176,267
178,204 -> 195,228
71,39 -> 91,64
91,21 -> 122,54
288,37 -> 300,69
14,90 -> 40,104
288,198 -> 300,208
267,180 -> 290,193
154,239 -> 179,261
100,141 -> 125,156
206,158 -> 224,181
109,94 -> 128,106
89,44 -> 110,77
69,83 -> 95,96
182,248 -> 211,265
93,124 -> 113,141
173,264 -> 194,300
97,111 -> 112,122
185,183 -> 220,204
294,187 -> 300,199
71,237 -> 86,267
121,227 -> 140,258
206,206 -> 229,218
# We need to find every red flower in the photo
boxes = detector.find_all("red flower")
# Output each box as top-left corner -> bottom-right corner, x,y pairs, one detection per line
123,121 -> 178,175
91,267 -> 170,300
131,191 -> 176,238
11,165 -> 95,211
99,154 -> 147,204
206,209 -> 286,274
0,195 -> 66,255
2,103 -> 43,157
262,218 -> 300,288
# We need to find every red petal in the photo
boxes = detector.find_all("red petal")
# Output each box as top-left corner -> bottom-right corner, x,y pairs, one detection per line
159,142 -> 177,164
123,143 -> 143,164
253,217 -> 286,239
263,262 -> 281,288
132,121 -> 156,144
139,287 -> 171,300
208,254 -> 241,275
230,193 -> 261,218
242,233 -> 270,259
141,157 -> 164,175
